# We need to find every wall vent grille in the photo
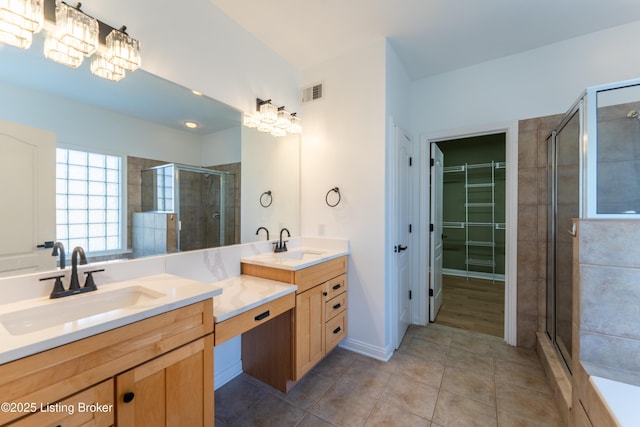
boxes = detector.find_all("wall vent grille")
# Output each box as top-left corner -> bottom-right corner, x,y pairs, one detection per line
302,82 -> 323,103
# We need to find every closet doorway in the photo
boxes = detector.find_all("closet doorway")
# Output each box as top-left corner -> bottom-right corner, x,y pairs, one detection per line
429,133 -> 506,337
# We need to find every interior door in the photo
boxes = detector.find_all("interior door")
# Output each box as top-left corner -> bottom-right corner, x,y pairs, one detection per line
429,143 -> 444,322
395,127 -> 412,349
0,120 -> 56,276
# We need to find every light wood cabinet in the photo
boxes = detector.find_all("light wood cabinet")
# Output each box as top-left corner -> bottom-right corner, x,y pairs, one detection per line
0,300 -> 214,427
241,256 -> 348,384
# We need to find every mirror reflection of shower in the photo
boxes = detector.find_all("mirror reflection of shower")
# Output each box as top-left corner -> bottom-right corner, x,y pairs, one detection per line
133,163 -> 238,256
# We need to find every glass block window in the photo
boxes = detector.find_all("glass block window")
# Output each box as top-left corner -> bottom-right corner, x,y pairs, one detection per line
56,148 -> 122,254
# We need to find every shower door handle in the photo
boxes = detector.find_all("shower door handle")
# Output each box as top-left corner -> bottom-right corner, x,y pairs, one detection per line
567,223 -> 576,237
212,212 -> 221,219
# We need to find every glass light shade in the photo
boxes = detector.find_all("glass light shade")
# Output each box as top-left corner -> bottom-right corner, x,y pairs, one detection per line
91,54 -> 125,82
257,121 -> 273,133
259,101 -> 277,124
0,19 -> 32,48
106,29 -> 141,72
288,114 -> 302,134
243,112 -> 261,128
270,127 -> 286,137
0,0 -> 44,33
275,109 -> 291,129
53,1 -> 98,56
44,34 -> 83,68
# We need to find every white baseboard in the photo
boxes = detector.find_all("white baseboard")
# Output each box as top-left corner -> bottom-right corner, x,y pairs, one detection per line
214,360 -> 243,391
339,337 -> 395,362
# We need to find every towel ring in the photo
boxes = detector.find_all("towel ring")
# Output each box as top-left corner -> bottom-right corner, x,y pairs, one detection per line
325,187 -> 341,207
260,190 -> 272,208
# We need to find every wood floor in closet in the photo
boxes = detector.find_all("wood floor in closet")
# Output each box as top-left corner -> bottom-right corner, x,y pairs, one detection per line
434,275 -> 504,337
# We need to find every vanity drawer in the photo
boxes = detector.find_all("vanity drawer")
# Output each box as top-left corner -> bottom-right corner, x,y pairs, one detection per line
9,379 -> 114,427
215,292 -> 295,345
325,311 -> 347,353
324,274 -> 347,300
295,256 -> 347,294
325,292 -> 347,320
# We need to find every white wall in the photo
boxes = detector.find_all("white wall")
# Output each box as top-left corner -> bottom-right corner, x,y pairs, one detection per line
241,129 -> 300,242
82,0 -> 301,115
410,20 -> 640,138
301,39 -> 389,359
201,127 -> 242,166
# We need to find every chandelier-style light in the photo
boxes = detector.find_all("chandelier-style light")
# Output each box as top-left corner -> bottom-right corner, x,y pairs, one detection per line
0,0 -> 44,49
0,0 -> 141,82
105,26 -> 141,72
244,98 -> 302,137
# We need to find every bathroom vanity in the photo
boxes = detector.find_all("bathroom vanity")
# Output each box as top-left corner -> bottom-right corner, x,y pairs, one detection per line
0,275 -> 220,426
238,250 -> 348,391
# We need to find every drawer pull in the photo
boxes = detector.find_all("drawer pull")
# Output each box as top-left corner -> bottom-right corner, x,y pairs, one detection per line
332,283 -> 342,290
255,310 -> 270,321
123,392 -> 135,403
323,291 -> 328,296
333,326 -> 342,334
332,303 -> 342,310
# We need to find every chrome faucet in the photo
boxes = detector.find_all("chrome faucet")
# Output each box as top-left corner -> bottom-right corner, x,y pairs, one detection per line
256,226 -> 270,241
69,246 -> 88,290
51,242 -> 66,269
274,228 -> 290,253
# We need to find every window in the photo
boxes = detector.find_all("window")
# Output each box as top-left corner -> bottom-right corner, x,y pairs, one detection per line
56,148 -> 122,254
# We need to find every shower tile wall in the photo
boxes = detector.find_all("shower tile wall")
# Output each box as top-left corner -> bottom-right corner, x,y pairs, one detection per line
517,114 -> 563,348
577,220 -> 640,382
127,156 -> 166,250
132,212 -> 177,257
596,102 -> 640,214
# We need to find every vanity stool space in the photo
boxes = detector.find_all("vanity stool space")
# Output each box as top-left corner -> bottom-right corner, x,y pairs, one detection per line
241,256 -> 348,391
0,300 -> 214,427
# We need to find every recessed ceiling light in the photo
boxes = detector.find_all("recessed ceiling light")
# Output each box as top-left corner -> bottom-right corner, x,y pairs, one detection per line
184,121 -> 199,129
191,89 -> 203,96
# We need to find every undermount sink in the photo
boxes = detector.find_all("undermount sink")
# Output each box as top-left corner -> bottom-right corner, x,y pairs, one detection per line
0,286 -> 166,336
275,250 -> 325,260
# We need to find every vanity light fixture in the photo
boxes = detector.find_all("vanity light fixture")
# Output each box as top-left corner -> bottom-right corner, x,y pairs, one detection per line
50,1 -> 98,57
105,25 -> 140,72
0,0 -> 142,81
244,98 -> 302,136
0,0 -> 44,49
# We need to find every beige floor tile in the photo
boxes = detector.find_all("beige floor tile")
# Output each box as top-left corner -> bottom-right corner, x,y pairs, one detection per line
445,346 -> 494,379
449,333 -> 494,356
494,360 -> 551,395
310,380 -> 378,427
496,381 -> 562,426
231,393 -> 306,426
364,400 -> 432,427
412,325 -> 454,347
311,347 -> 356,380
440,366 -> 496,406
491,341 -> 541,369
391,351 -> 445,388
297,413 -> 338,427
214,377 -> 267,424
337,359 -> 393,399
498,410 -> 564,427
407,337 -> 450,361
380,374 -> 439,420
284,373 -> 335,410
432,390 -> 498,427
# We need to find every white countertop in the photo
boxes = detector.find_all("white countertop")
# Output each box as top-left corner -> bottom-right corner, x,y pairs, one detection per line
591,376 -> 640,427
240,247 -> 349,271
213,275 -> 297,322
0,273 -> 222,364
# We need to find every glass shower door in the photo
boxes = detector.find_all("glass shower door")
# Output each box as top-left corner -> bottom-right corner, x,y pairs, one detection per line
547,103 -> 581,372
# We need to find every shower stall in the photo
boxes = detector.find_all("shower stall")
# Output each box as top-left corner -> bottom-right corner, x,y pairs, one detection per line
546,78 -> 640,373
134,163 -> 237,256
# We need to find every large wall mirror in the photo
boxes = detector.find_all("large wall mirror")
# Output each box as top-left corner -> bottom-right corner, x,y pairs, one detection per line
0,35 -> 300,277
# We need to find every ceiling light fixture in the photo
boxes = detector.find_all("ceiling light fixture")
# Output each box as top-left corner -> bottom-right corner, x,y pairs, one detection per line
244,98 -> 302,137
184,121 -> 199,129
0,0 -> 44,49
0,0 -> 141,82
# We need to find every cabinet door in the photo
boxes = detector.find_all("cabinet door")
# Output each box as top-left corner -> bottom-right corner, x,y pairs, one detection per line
116,335 -> 213,427
295,285 -> 325,380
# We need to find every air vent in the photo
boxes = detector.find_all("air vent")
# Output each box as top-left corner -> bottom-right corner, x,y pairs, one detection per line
302,82 -> 323,103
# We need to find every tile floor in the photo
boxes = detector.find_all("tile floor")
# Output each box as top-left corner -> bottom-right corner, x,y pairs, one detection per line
214,324 -> 564,426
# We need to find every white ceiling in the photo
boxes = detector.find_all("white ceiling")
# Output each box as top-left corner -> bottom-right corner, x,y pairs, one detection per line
210,0 -> 640,80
